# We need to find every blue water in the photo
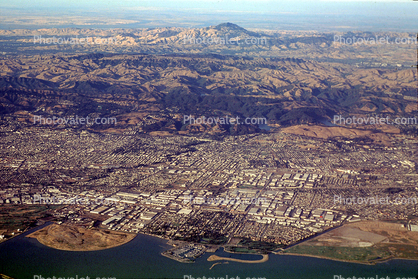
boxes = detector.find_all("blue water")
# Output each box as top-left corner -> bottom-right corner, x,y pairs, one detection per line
258,124 -> 272,131
0,230 -> 417,279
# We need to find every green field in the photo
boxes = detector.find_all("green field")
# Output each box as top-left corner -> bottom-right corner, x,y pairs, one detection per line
283,245 -> 392,263
0,204 -> 62,235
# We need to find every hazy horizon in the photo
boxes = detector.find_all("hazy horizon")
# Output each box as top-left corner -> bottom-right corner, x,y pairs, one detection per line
1,0 -> 417,31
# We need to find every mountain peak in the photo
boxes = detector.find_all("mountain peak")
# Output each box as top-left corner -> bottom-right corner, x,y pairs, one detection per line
214,22 -> 246,31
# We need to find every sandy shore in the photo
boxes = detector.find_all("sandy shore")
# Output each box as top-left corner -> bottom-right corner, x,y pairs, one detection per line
207,254 -> 269,263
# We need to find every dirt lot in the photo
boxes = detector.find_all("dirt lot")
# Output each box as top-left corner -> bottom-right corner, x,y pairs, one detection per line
284,221 -> 418,263
27,223 -> 136,251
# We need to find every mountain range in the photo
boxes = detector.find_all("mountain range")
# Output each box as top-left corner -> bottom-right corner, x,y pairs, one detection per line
0,23 -> 416,136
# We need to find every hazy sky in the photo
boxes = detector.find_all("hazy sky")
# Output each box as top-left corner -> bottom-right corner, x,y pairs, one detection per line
1,0 -> 416,31
1,0 -> 416,19
2,0 -> 416,12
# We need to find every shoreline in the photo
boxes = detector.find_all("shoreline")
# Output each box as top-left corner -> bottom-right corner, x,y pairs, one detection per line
281,251 -> 418,265
279,251 -> 396,266
21,223 -> 418,266
207,254 -> 269,264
